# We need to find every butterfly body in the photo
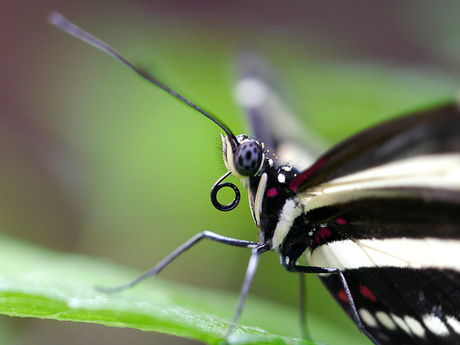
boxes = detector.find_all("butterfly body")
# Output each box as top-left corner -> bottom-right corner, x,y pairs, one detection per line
49,13 -> 460,345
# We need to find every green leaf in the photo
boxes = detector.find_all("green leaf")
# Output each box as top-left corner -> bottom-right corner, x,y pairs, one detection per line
7,5 -> 459,345
0,234 -> 315,345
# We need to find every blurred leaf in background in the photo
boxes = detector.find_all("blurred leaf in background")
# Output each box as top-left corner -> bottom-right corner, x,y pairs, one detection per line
0,1 -> 459,345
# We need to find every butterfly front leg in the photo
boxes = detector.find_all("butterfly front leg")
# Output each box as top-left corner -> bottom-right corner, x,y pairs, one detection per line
97,231 -> 260,293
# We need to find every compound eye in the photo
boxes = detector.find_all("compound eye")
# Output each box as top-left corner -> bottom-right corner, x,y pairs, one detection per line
233,140 -> 263,176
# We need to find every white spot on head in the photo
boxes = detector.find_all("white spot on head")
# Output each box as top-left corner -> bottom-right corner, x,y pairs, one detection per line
282,166 -> 292,172
376,311 -> 397,330
404,316 -> 425,338
447,316 -> 460,334
278,174 -> 286,184
359,309 -> 378,328
234,78 -> 269,108
423,314 -> 450,336
391,313 -> 412,335
308,231 -> 313,236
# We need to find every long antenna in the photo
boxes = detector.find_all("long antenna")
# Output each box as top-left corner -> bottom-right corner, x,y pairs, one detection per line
48,12 -> 238,145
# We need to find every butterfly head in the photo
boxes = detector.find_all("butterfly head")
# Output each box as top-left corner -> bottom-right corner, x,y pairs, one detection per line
210,133 -> 273,214
221,134 -> 265,180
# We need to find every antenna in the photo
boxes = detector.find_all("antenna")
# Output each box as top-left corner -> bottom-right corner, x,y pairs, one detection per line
48,12 -> 238,146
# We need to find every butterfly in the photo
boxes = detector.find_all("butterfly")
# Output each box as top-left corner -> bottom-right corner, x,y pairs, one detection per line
49,12 -> 460,345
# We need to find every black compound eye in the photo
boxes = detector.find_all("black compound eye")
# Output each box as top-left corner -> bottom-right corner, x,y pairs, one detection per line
233,140 -> 263,176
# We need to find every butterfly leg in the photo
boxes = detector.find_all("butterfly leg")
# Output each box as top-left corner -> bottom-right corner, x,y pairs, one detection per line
298,273 -> 310,339
226,244 -> 269,339
97,231 -> 269,341
280,256 -> 380,345
97,231 -> 259,293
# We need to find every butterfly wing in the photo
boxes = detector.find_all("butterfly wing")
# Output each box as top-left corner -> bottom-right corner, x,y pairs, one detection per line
321,266 -> 460,345
291,102 -> 460,192
292,102 -> 460,344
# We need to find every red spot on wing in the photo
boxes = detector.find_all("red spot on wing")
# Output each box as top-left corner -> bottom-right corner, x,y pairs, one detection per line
336,217 -> 347,225
359,284 -> 377,302
266,187 -> 278,197
314,227 -> 332,244
338,289 -> 348,304
289,157 -> 328,192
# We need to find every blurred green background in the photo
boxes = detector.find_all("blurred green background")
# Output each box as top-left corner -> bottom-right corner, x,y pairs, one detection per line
1,1 -> 460,344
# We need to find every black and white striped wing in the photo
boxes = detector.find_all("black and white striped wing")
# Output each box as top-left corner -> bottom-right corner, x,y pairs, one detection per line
290,103 -> 460,345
